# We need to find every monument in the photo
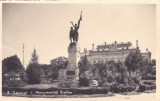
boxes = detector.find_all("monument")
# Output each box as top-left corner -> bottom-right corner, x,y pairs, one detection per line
58,11 -> 82,87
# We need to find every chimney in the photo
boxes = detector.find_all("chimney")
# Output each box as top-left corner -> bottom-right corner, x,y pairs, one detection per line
115,41 -> 117,44
146,48 -> 151,60
92,43 -> 94,51
85,48 -> 87,52
136,40 -> 139,49
84,48 -> 87,55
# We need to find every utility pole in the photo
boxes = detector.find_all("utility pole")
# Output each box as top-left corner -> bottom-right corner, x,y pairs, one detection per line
23,43 -> 25,68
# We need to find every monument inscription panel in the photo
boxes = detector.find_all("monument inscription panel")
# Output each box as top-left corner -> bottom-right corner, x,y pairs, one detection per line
66,70 -> 75,75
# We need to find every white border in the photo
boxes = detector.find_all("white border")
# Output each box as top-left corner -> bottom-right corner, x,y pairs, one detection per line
0,0 -> 160,101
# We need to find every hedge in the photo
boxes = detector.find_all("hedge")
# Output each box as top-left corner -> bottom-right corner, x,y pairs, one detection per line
141,75 -> 156,80
143,81 -> 155,85
139,84 -> 156,92
2,87 -> 108,95
109,85 -> 134,93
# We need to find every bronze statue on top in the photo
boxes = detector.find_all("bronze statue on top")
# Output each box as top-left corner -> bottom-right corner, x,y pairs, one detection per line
69,27 -> 74,43
69,11 -> 82,43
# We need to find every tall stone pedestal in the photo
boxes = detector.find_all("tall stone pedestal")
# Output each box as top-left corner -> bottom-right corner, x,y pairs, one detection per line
58,42 -> 80,87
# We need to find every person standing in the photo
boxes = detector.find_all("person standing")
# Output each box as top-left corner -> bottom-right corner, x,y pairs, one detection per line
69,27 -> 74,43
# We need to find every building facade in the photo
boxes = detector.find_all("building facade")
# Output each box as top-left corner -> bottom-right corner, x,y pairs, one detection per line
81,41 -> 151,64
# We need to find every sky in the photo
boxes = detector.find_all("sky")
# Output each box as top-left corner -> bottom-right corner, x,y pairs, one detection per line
2,3 -> 156,68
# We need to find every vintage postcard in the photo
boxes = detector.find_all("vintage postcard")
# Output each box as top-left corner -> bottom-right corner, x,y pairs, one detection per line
0,0 -> 159,101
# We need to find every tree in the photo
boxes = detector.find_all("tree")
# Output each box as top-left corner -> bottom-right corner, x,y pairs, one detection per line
107,60 -> 117,74
78,55 -> 92,77
97,62 -> 107,78
78,55 -> 93,86
26,63 -> 44,84
115,61 -> 129,84
151,59 -> 156,75
26,48 -> 44,84
116,61 -> 124,73
40,64 -> 52,76
124,50 -> 144,73
124,50 -> 150,85
50,56 -> 68,80
2,55 -> 27,86
52,66 -> 59,80
151,59 -> 156,66
2,55 -> 24,73
91,65 -> 97,76
30,48 -> 39,64
141,59 -> 156,75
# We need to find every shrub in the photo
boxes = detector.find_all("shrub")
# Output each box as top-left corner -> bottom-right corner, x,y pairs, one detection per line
3,80 -> 27,87
110,84 -> 134,93
79,78 -> 89,87
141,75 -> 156,80
143,81 -> 155,85
139,84 -> 156,92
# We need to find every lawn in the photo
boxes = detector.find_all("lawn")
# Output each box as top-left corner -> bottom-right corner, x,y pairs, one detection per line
21,83 -> 58,89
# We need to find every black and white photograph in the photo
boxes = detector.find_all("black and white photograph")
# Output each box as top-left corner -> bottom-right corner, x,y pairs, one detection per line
1,1 -> 158,101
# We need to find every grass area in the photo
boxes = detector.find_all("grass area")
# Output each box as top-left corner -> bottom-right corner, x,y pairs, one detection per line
120,91 -> 140,95
20,84 -> 100,89
144,89 -> 156,93
120,89 -> 156,96
21,83 -> 58,89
